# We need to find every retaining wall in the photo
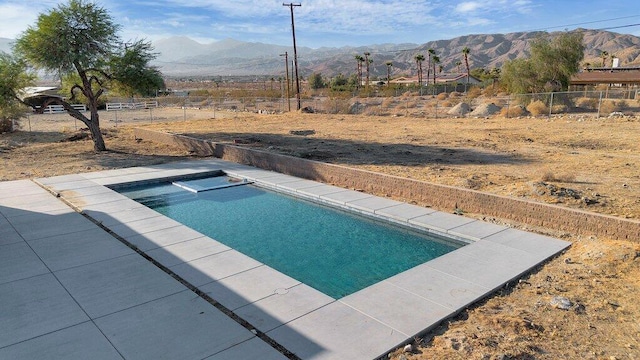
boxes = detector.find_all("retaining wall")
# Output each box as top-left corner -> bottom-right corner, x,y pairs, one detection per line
134,128 -> 640,241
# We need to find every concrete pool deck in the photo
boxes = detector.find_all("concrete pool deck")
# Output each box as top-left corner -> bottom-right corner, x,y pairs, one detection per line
1,158 -> 570,359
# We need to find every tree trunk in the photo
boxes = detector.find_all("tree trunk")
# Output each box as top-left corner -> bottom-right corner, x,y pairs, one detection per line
88,109 -> 106,151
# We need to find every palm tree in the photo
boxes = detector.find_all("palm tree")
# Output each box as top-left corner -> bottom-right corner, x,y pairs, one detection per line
427,48 -> 435,87
462,47 -> 471,85
601,51 -> 608,67
364,52 -> 371,89
385,61 -> 393,87
414,54 -> 425,87
432,55 -> 440,85
354,55 -> 364,88
455,60 -> 462,73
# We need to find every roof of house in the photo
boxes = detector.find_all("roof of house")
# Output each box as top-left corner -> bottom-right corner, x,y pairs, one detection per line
570,71 -> 640,85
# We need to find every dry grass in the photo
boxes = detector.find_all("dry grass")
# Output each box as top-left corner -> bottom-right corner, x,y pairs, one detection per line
527,100 -> 549,116
500,105 -> 526,117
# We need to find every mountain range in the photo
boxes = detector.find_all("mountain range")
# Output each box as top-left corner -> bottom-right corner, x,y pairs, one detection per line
152,29 -> 640,78
2,29 -> 639,78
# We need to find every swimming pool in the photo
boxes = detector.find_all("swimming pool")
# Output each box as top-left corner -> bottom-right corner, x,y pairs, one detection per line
119,175 -> 463,299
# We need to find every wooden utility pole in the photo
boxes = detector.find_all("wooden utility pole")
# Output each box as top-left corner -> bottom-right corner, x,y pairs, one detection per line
283,3 -> 301,110
280,52 -> 291,111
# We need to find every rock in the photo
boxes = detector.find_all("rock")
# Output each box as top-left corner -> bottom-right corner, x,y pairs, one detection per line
300,106 -> 315,113
289,129 -> 315,136
574,303 -> 587,315
550,296 -> 573,310
469,103 -> 501,117
403,344 -> 413,353
448,102 -> 472,116
349,102 -> 365,114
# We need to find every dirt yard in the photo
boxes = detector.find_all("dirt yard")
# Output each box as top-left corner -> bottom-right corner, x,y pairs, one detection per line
1,109 -> 639,359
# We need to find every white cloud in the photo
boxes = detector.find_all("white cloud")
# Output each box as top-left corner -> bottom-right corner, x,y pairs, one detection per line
455,2 -> 482,13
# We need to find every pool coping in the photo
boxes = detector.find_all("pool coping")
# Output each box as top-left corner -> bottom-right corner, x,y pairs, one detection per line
32,158 -> 571,359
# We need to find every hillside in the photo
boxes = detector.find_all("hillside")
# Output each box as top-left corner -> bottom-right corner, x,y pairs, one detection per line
153,29 -> 640,77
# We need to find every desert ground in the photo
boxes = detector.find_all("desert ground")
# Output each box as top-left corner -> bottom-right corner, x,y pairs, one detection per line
1,107 -> 639,359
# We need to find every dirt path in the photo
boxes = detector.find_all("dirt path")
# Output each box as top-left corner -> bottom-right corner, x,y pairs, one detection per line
1,110 -> 639,359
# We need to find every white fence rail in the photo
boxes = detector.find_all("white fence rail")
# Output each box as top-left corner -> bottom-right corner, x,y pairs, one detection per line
106,101 -> 159,111
41,104 -> 87,114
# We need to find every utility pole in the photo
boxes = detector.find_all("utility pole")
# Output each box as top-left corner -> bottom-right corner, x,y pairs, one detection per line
283,3 -> 301,110
280,52 -> 291,112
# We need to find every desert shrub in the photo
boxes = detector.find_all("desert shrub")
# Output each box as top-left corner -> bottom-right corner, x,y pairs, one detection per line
482,86 -> 498,97
381,97 -> 395,108
436,92 -> 448,100
551,104 -> 568,114
322,98 -> 351,114
441,100 -> 452,107
526,100 -> 549,116
0,103 -> 28,132
575,97 -> 598,109
599,100 -> 628,114
466,87 -> 482,99
449,91 -> 462,98
500,105 -> 526,117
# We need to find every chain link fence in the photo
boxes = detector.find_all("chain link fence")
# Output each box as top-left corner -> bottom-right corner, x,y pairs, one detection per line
11,88 -> 639,132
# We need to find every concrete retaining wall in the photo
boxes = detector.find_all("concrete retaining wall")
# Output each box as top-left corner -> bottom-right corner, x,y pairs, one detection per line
134,128 -> 640,241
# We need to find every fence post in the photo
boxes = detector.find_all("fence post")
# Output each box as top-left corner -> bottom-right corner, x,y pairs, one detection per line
150,107 -> 153,122
597,91 -> 603,118
548,92 -> 554,119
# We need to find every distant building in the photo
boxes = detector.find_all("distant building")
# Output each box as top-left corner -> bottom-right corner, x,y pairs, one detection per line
570,66 -> 640,92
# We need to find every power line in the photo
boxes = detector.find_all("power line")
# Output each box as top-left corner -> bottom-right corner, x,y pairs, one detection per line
526,14 -> 640,32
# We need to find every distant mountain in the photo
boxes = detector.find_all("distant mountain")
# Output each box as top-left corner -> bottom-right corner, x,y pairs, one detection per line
152,29 -> 640,78
0,38 -> 13,54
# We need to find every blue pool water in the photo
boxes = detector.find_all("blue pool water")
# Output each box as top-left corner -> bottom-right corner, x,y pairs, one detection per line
119,176 -> 462,298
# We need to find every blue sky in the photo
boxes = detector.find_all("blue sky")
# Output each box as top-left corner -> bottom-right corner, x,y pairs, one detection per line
1,0 -> 638,47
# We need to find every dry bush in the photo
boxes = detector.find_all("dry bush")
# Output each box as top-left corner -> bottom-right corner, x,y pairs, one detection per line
441,100 -> 453,107
551,104 -> 569,114
436,92 -> 449,100
482,86 -> 498,97
322,98 -> 351,114
526,100 -> 549,116
575,97 -> 598,109
404,99 -> 418,108
381,97 -> 395,108
599,100 -> 626,114
466,87 -> 482,99
0,119 -> 13,133
542,171 -> 576,183
449,91 -> 462,98
500,105 -> 526,117
362,106 -> 390,116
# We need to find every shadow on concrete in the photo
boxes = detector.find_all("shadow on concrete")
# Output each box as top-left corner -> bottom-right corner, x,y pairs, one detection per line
0,193 -> 322,359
